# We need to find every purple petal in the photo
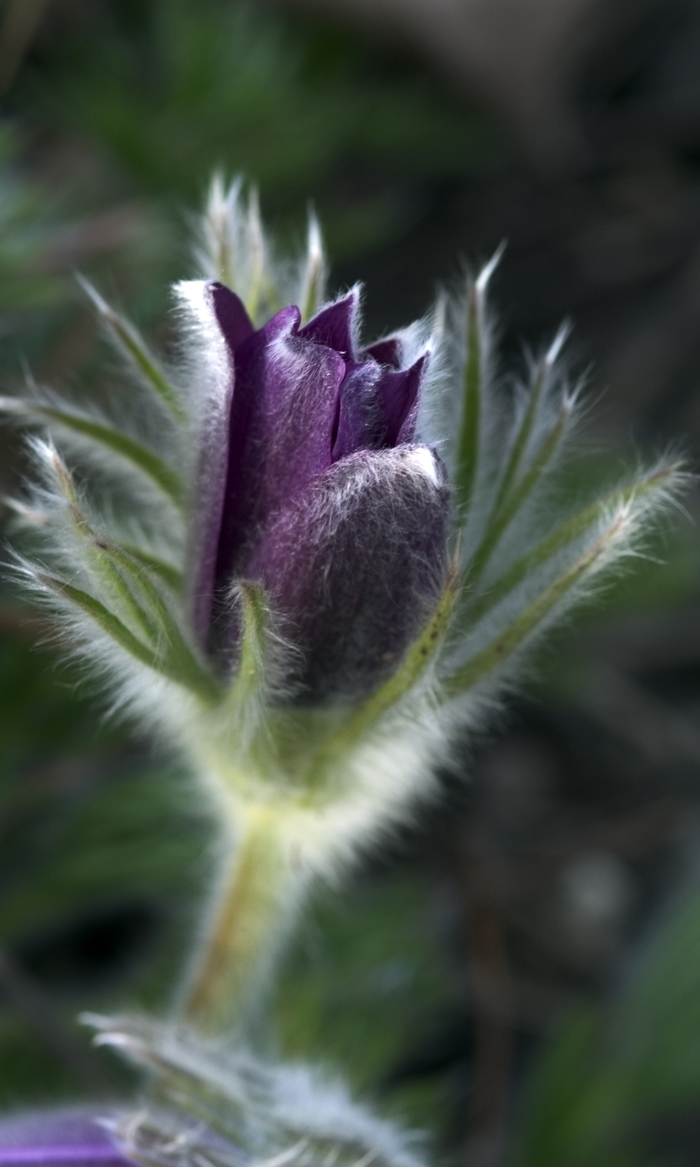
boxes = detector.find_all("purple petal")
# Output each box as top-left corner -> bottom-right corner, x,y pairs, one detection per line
213,305 -> 346,624
299,291 -> 358,360
187,284 -> 254,647
376,352 -> 427,447
332,361 -> 382,461
210,282 -> 255,352
245,445 -> 450,701
363,337 -> 402,369
0,1114 -> 132,1167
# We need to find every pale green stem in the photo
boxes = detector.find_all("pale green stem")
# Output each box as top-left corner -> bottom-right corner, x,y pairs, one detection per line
181,804 -> 301,1035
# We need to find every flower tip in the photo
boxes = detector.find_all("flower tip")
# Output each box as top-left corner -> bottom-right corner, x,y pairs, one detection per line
206,169 -> 228,212
306,208 -> 324,258
33,439 -> 77,502
2,496 -> 48,527
30,435 -> 55,464
75,272 -> 110,318
0,394 -> 25,415
476,240 -> 506,294
546,319 -> 572,367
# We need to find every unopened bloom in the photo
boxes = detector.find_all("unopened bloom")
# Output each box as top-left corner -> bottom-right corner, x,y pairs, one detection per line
0,175 -> 683,1033
188,282 -> 449,701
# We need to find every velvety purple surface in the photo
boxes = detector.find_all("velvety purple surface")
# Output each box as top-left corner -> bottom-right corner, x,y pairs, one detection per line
246,447 -> 449,701
0,1113 -> 132,1167
189,283 -> 254,645
189,283 -> 450,697
213,300 -> 345,594
331,360 -> 382,461
363,337 -> 402,369
298,291 -> 356,357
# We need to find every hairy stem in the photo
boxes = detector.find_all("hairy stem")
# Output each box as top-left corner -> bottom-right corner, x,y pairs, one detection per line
181,805 -> 302,1035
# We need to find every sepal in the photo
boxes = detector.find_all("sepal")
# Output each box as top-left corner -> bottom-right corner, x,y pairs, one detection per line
0,394 -> 183,505
83,1014 -> 426,1167
77,274 -> 185,422
195,175 -> 327,326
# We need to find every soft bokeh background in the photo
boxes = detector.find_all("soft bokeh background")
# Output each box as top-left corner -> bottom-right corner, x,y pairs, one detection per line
2,1 -> 700,1164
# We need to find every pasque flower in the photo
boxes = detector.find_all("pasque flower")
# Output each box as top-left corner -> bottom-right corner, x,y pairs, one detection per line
189,280 -> 449,701
0,175 -> 683,1041
0,1041 -> 422,1167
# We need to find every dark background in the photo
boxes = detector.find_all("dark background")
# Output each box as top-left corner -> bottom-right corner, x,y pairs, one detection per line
1,3 -> 700,1165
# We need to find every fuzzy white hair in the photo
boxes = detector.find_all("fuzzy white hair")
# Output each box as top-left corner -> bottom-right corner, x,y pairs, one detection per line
86,1014 -> 426,1167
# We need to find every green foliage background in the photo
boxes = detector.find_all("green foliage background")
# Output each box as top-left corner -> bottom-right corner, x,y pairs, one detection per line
0,3 -> 699,1165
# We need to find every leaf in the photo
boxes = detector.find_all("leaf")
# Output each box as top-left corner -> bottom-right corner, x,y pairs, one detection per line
225,580 -> 270,707
298,212 -> 326,323
0,398 -> 183,505
95,543 -> 219,701
490,324 -> 569,516
446,513 -> 627,696
77,276 -> 186,423
514,1007 -> 602,1167
454,286 -> 483,514
118,544 -> 182,592
36,573 -> 166,675
512,884 -> 700,1167
464,466 -> 678,627
37,570 -> 217,701
468,397 -> 573,580
612,883 -> 700,1113
46,448 -> 175,647
454,248 -> 503,515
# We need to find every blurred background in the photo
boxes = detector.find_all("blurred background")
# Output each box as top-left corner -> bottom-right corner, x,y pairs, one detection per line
2,1 -> 700,1164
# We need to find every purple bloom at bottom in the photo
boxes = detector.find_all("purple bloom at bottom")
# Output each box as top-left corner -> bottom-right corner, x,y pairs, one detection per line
0,1113 -> 131,1167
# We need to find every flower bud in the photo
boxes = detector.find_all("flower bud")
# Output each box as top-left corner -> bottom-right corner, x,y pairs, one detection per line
189,282 -> 449,699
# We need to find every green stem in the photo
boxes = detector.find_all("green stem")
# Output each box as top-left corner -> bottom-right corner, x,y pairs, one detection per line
181,805 -> 301,1035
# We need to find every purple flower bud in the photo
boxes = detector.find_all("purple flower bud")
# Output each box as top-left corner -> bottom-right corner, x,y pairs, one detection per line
189,283 -> 450,700
0,1113 -> 131,1167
